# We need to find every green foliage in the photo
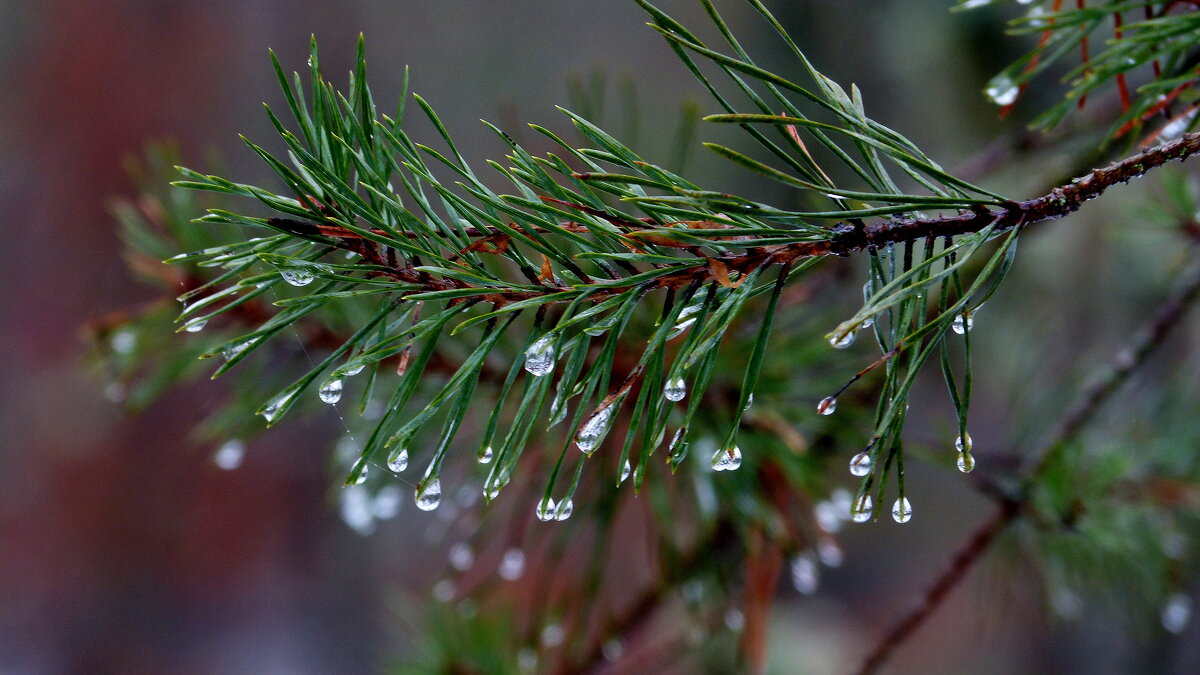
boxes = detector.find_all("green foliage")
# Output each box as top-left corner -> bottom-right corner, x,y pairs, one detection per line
960,1 -> 1200,141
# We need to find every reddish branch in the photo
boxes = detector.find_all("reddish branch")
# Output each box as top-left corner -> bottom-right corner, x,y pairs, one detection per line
270,133 -> 1200,309
853,246 -> 1200,675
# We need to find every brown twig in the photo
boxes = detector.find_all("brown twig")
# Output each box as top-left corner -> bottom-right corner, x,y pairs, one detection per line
853,248 -> 1200,675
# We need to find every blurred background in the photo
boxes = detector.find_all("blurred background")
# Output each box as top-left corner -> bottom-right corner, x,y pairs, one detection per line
3,0 -> 1200,672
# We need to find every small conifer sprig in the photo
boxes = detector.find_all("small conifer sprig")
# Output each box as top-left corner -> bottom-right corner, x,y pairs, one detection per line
961,0 -> 1200,141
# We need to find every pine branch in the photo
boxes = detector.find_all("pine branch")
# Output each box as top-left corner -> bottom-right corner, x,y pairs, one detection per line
252,132 -> 1200,314
854,246 -> 1200,674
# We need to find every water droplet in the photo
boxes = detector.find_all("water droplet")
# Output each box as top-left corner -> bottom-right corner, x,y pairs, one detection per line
449,542 -> 474,571
829,330 -> 855,349
743,393 -> 754,411
387,449 -> 409,473
415,479 -> 442,511
213,439 -> 246,470
259,390 -> 296,424
498,547 -> 526,580
860,316 -> 874,329
306,55 -> 314,67
110,329 -> 137,354
555,498 -> 573,521
814,501 -> 843,533
536,497 -> 557,522
280,267 -> 315,286
711,445 -> 743,471
791,555 -> 819,594
986,76 -> 1019,106
518,648 -> 538,674
817,538 -> 844,567
957,451 -> 976,474
892,496 -> 913,523
523,333 -> 557,376
817,396 -> 837,416
478,445 -> 494,464
955,433 -> 973,452
619,459 -> 631,484
221,337 -> 256,361
371,486 -> 402,519
668,300 -> 703,339
318,376 -> 344,404
724,608 -> 745,632
340,485 -> 375,535
663,377 -> 687,402
851,494 -> 873,523
541,623 -> 565,647
344,364 -> 365,377
952,311 -> 974,334
183,318 -> 207,333
575,399 -> 619,454
849,451 -> 872,477
601,638 -> 624,662
348,461 -> 368,484
1163,592 -> 1193,634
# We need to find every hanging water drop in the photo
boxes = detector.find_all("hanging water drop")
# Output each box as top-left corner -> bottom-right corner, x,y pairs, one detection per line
340,485 -> 375,535
344,364 -> 365,377
280,267 -> 315,286
387,449 -> 409,473
619,459 -> 632,484
536,497 -> 557,522
663,377 -> 687,402
955,432 -> 973,452
183,318 -> 207,333
318,376 -> 344,404
352,462 -> 369,485
523,333 -> 557,376
814,501 -> 843,533
861,316 -> 874,329
259,390 -> 296,424
711,445 -> 743,472
575,400 -> 618,454
602,639 -> 624,662
724,608 -> 745,632
851,494 -> 873,523
817,396 -> 837,416
952,311 -> 975,335
957,451 -> 976,474
213,439 -> 246,470
449,542 -> 475,571
817,538 -> 844,568
743,393 -> 754,412
1162,592 -> 1193,634
110,329 -> 137,354
541,623 -> 565,648
791,555 -> 819,595
554,498 -> 573,521
478,446 -> 494,464
498,547 -> 525,580
221,338 -> 256,362
829,330 -> 855,349
985,76 -> 1019,106
892,496 -> 913,524
415,479 -> 442,511
849,451 -> 872,477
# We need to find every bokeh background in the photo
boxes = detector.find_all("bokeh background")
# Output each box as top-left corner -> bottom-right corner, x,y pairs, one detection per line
3,0 -> 1200,672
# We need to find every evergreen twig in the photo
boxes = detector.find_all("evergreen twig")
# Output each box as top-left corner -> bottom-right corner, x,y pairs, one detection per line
855,246 -> 1200,674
